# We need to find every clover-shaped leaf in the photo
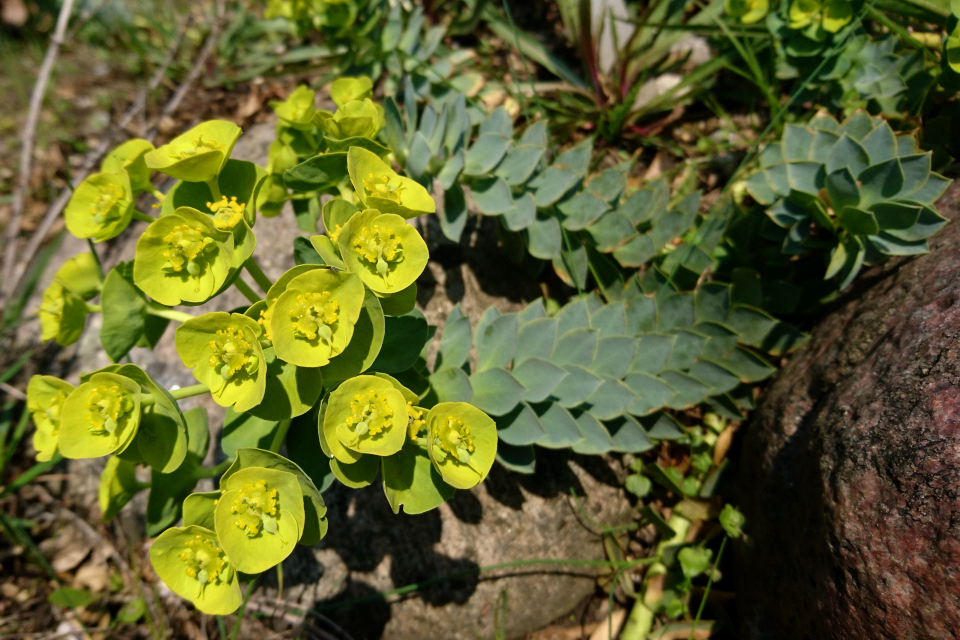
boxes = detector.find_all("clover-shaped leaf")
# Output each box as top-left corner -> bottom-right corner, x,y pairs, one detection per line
175,312 -> 266,413
144,120 -> 242,183
149,525 -> 242,615
426,402 -> 497,490
336,209 -> 428,295
347,147 -> 435,219
323,375 -> 407,460
64,172 -> 134,242
213,466 -> 305,574
27,375 -> 75,462
58,372 -> 141,459
134,206 -> 234,306
271,268 -> 365,368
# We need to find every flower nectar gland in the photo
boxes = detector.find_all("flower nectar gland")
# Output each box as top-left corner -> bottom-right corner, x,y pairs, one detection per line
341,390 -> 394,445
353,223 -> 402,281
85,384 -> 134,437
208,327 -> 258,381
434,415 -> 475,464
289,291 -> 339,344
362,173 -> 403,203
162,225 -> 216,278
229,479 -> 284,539
180,534 -> 227,589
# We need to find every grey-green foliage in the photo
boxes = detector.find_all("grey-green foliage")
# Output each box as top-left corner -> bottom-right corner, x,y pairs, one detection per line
422,271 -> 805,472
744,110 -> 950,288
381,85 -> 707,290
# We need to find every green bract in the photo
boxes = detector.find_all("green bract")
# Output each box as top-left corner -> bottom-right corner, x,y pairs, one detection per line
27,375 -> 75,461
270,85 -> 317,130
426,402 -> 497,490
64,172 -> 134,242
144,120 -> 242,183
175,313 -> 266,412
314,98 -> 385,140
322,375 -> 407,460
347,147 -> 435,218
133,206 -> 234,306
788,0 -> 852,33
330,76 -> 373,107
726,0 -> 768,23
53,253 -> 102,300
271,269 -> 365,367
335,209 -> 428,294
149,525 -> 242,615
38,283 -> 89,346
58,372 -> 141,459
213,466 -> 305,574
948,22 -> 960,73
101,138 -> 156,194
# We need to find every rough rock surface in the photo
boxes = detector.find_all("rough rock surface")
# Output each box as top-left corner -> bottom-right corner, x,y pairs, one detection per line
46,121 -> 631,639
736,181 -> 960,640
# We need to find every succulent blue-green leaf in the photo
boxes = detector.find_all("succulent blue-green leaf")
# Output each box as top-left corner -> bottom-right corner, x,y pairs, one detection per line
811,128 -> 840,160
826,134 -> 870,176
744,172 -> 777,206
884,205 -> 947,242
550,365 -> 603,407
870,201 -> 921,230
657,293 -> 695,331
860,122 -> 897,164
495,144 -> 545,186
464,132 -> 511,176
470,176 -> 513,214
405,132 -> 432,180
551,328 -> 598,368
531,402 -> 583,449
719,347 -> 776,382
525,215 -> 563,260
495,403 -> 547,446
435,313 -> 472,370
810,114 -> 840,131
438,151 -> 465,192
514,317 -> 558,365
558,191 -> 609,231
496,442 -> 536,474
825,168 -> 861,211
583,377 -> 637,420
838,207 -> 880,235
641,412 -> 686,439
706,394 -> 746,420
533,166 -> 581,208
908,173 -> 949,206
723,305 -> 777,345
474,306 -> 501,340
782,124 -> 814,160
479,106 -> 512,137
571,411 -> 614,454
895,154 -> 933,200
474,314 -> 518,371
758,143 -> 783,168
624,373 -> 677,415
628,333 -> 675,375
625,295 -> 658,333
517,298 -> 547,325
694,283 -> 731,325
382,439 -> 455,515
687,360 -> 741,394
658,370 -> 712,409
608,415 -> 654,453
587,212 -> 636,252
765,197 -> 807,229
372,309 -> 429,374
785,161 -> 824,195
554,297 -> 589,336
512,358 -> 568,403
469,368 -> 525,416
501,192 -> 536,231
589,301 -> 626,337
868,233 -> 930,256
428,367 -> 473,403
665,330 -> 707,371
591,336 -> 637,378
438,183 -> 468,242
837,112 -> 874,139
858,158 -> 905,208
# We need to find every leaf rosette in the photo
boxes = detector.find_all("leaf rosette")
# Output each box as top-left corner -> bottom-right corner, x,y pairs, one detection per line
144,120 -> 242,183
175,312 -> 266,413
347,147 -> 436,219
314,99 -> 384,140
426,402 -> 497,490
58,372 -> 141,459
64,172 -> 134,242
133,206 -> 234,306
101,138 -> 156,194
149,525 -> 242,615
27,375 -> 75,461
213,466 -> 305,574
335,209 -> 428,295
322,375 -> 408,460
270,268 -> 365,367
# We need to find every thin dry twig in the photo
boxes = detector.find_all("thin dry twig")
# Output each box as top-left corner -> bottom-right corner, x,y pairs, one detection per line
1,0 -> 77,299
0,382 -> 26,401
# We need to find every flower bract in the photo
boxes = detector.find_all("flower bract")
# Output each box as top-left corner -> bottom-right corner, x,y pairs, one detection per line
788,0 -> 852,33
330,76 -> 373,107
426,402 -> 497,490
314,98 -> 385,140
149,525 -> 242,615
336,208 -> 428,294
175,313 -> 266,412
53,252 -> 102,300
726,0 -> 768,23
270,85 -> 317,130
213,466 -> 304,574
144,120 -> 242,183
58,372 -> 141,459
101,138 -> 156,194
38,282 -> 89,346
27,375 -> 75,461
323,375 -> 407,460
271,268 -> 365,367
347,147 -> 435,218
133,206 -> 234,306
64,172 -> 134,242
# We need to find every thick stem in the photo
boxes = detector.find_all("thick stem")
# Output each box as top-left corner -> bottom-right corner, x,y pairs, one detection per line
146,305 -> 195,324
131,210 -> 156,223
85,304 -> 102,313
233,277 -> 261,304
206,179 -> 222,202
244,258 -> 273,293
168,384 -> 210,400
268,420 -> 292,454
192,458 -> 233,479
148,187 -> 166,202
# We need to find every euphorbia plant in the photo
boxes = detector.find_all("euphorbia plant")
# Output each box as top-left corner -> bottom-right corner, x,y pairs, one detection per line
28,81 -> 498,615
